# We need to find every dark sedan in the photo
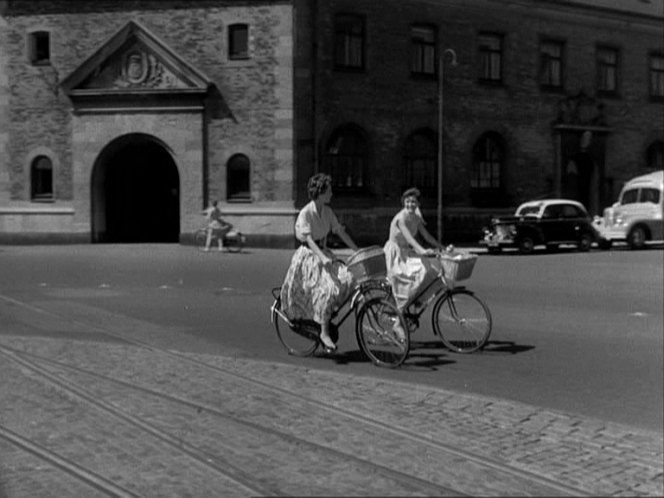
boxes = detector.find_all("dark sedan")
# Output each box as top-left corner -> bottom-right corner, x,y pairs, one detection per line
480,199 -> 601,254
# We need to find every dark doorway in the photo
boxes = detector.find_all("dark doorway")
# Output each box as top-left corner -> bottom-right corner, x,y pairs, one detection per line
558,130 -> 607,215
92,134 -> 180,243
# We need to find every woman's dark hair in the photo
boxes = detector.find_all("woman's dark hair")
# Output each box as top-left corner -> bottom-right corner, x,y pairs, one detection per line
307,173 -> 332,200
401,187 -> 421,204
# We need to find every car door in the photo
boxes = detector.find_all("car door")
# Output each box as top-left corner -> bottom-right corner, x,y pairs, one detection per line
561,203 -> 588,241
540,204 -> 566,243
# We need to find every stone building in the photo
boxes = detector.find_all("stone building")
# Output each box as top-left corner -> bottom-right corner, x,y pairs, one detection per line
1,0 -> 662,246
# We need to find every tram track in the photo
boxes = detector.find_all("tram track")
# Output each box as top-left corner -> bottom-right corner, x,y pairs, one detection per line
0,292 -> 593,496
0,424 -> 139,498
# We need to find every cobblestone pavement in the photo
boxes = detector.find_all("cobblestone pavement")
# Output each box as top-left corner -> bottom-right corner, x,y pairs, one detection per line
0,328 -> 662,497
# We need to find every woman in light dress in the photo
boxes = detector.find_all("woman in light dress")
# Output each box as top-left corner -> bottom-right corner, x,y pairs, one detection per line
384,188 -> 446,312
280,173 -> 359,351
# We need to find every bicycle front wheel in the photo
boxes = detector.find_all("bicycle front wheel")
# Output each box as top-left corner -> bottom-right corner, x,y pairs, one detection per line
356,298 -> 409,368
432,289 -> 492,353
272,296 -> 319,357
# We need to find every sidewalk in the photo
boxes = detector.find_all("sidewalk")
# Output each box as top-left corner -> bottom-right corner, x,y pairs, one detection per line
0,331 -> 662,497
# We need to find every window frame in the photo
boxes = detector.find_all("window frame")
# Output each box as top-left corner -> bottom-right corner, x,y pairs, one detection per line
539,38 -> 565,91
403,129 -> 437,197
649,52 -> 664,102
322,125 -> 370,194
228,23 -> 249,61
410,24 -> 437,78
333,13 -> 366,72
30,155 -> 54,202
596,44 -> 620,97
471,132 -> 505,193
477,32 -> 504,85
28,30 -> 51,66
226,153 -> 251,202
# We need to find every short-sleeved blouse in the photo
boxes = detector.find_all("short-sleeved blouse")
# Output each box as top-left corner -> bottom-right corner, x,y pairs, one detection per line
295,201 -> 342,242
387,209 -> 423,250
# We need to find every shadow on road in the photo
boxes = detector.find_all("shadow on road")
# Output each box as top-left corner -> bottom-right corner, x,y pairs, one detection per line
481,340 -> 535,354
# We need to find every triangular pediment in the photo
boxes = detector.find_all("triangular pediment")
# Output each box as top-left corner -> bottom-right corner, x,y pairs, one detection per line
62,20 -> 214,109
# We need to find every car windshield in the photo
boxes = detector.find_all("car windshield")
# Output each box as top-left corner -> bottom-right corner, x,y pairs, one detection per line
517,206 -> 540,216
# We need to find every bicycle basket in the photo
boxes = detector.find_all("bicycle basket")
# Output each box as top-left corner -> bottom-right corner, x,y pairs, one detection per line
439,251 -> 478,284
347,246 -> 387,283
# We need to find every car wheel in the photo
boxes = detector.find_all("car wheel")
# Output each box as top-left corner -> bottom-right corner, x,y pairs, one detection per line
577,233 -> 592,252
517,236 -> 535,255
628,226 -> 647,250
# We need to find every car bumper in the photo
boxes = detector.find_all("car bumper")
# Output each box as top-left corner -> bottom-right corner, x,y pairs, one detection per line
479,234 -> 516,248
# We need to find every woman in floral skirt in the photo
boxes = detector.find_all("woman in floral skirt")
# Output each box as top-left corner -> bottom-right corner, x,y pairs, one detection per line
280,173 -> 359,351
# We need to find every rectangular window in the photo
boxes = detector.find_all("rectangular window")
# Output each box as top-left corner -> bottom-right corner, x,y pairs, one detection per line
29,31 -> 50,65
334,14 -> 365,70
478,33 -> 503,83
228,24 -> 249,60
597,46 -> 618,95
411,25 -> 436,76
649,53 -> 664,100
540,39 -> 564,90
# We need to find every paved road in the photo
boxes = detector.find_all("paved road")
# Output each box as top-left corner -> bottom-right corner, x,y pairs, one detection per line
1,244 -> 661,430
0,244 -> 662,496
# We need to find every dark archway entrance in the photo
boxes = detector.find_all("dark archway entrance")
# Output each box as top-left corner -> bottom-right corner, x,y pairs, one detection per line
92,134 -> 180,243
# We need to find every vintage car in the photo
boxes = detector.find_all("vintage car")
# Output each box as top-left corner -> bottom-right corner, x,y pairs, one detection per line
593,170 -> 663,250
480,199 -> 600,254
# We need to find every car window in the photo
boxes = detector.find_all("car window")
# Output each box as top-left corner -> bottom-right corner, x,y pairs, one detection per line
543,205 -> 562,218
517,206 -> 540,216
620,188 -> 639,205
640,188 -> 661,204
561,205 -> 577,217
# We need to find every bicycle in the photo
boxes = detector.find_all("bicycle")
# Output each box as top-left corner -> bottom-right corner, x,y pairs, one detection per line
270,248 -> 410,368
194,227 -> 246,253
401,250 -> 492,353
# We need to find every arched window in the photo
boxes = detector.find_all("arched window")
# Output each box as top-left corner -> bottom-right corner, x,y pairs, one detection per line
403,130 -> 436,196
31,155 -> 54,201
471,132 -> 504,191
646,140 -> 664,171
322,125 -> 368,191
226,154 -> 251,201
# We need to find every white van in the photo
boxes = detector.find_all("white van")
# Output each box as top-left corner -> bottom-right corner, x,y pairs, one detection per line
594,170 -> 663,249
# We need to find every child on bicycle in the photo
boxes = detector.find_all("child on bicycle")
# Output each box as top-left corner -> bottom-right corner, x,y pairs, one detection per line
202,200 -> 233,252
384,187 -> 446,312
280,173 -> 359,351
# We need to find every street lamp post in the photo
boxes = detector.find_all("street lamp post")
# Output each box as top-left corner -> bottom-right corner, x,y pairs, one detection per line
437,48 -> 457,244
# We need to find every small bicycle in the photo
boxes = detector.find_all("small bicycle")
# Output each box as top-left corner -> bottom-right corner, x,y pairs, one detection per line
402,251 -> 492,353
270,248 -> 410,368
194,227 -> 246,253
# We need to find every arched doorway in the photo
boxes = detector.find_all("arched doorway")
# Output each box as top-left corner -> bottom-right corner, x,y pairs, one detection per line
91,134 -> 180,243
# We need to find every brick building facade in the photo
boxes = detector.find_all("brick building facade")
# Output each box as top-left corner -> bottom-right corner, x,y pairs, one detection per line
0,0 -> 662,246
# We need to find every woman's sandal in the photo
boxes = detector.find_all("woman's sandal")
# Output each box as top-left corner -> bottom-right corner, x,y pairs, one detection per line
319,334 -> 337,352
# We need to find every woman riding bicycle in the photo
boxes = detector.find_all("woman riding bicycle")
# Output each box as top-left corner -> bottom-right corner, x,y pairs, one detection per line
202,200 -> 233,252
280,173 -> 359,352
384,187 -> 447,312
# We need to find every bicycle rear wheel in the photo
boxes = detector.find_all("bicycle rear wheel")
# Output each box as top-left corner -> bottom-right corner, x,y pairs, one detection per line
195,230 -> 209,251
356,298 -> 409,368
432,289 -> 492,353
271,296 -> 319,357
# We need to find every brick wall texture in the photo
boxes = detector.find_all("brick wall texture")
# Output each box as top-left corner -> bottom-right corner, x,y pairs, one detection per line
0,0 -> 662,245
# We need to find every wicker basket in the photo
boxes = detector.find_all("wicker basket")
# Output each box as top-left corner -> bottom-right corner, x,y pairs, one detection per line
439,251 -> 478,284
347,246 -> 387,283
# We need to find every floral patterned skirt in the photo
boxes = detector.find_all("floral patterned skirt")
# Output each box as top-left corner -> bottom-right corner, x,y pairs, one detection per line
280,246 -> 354,325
